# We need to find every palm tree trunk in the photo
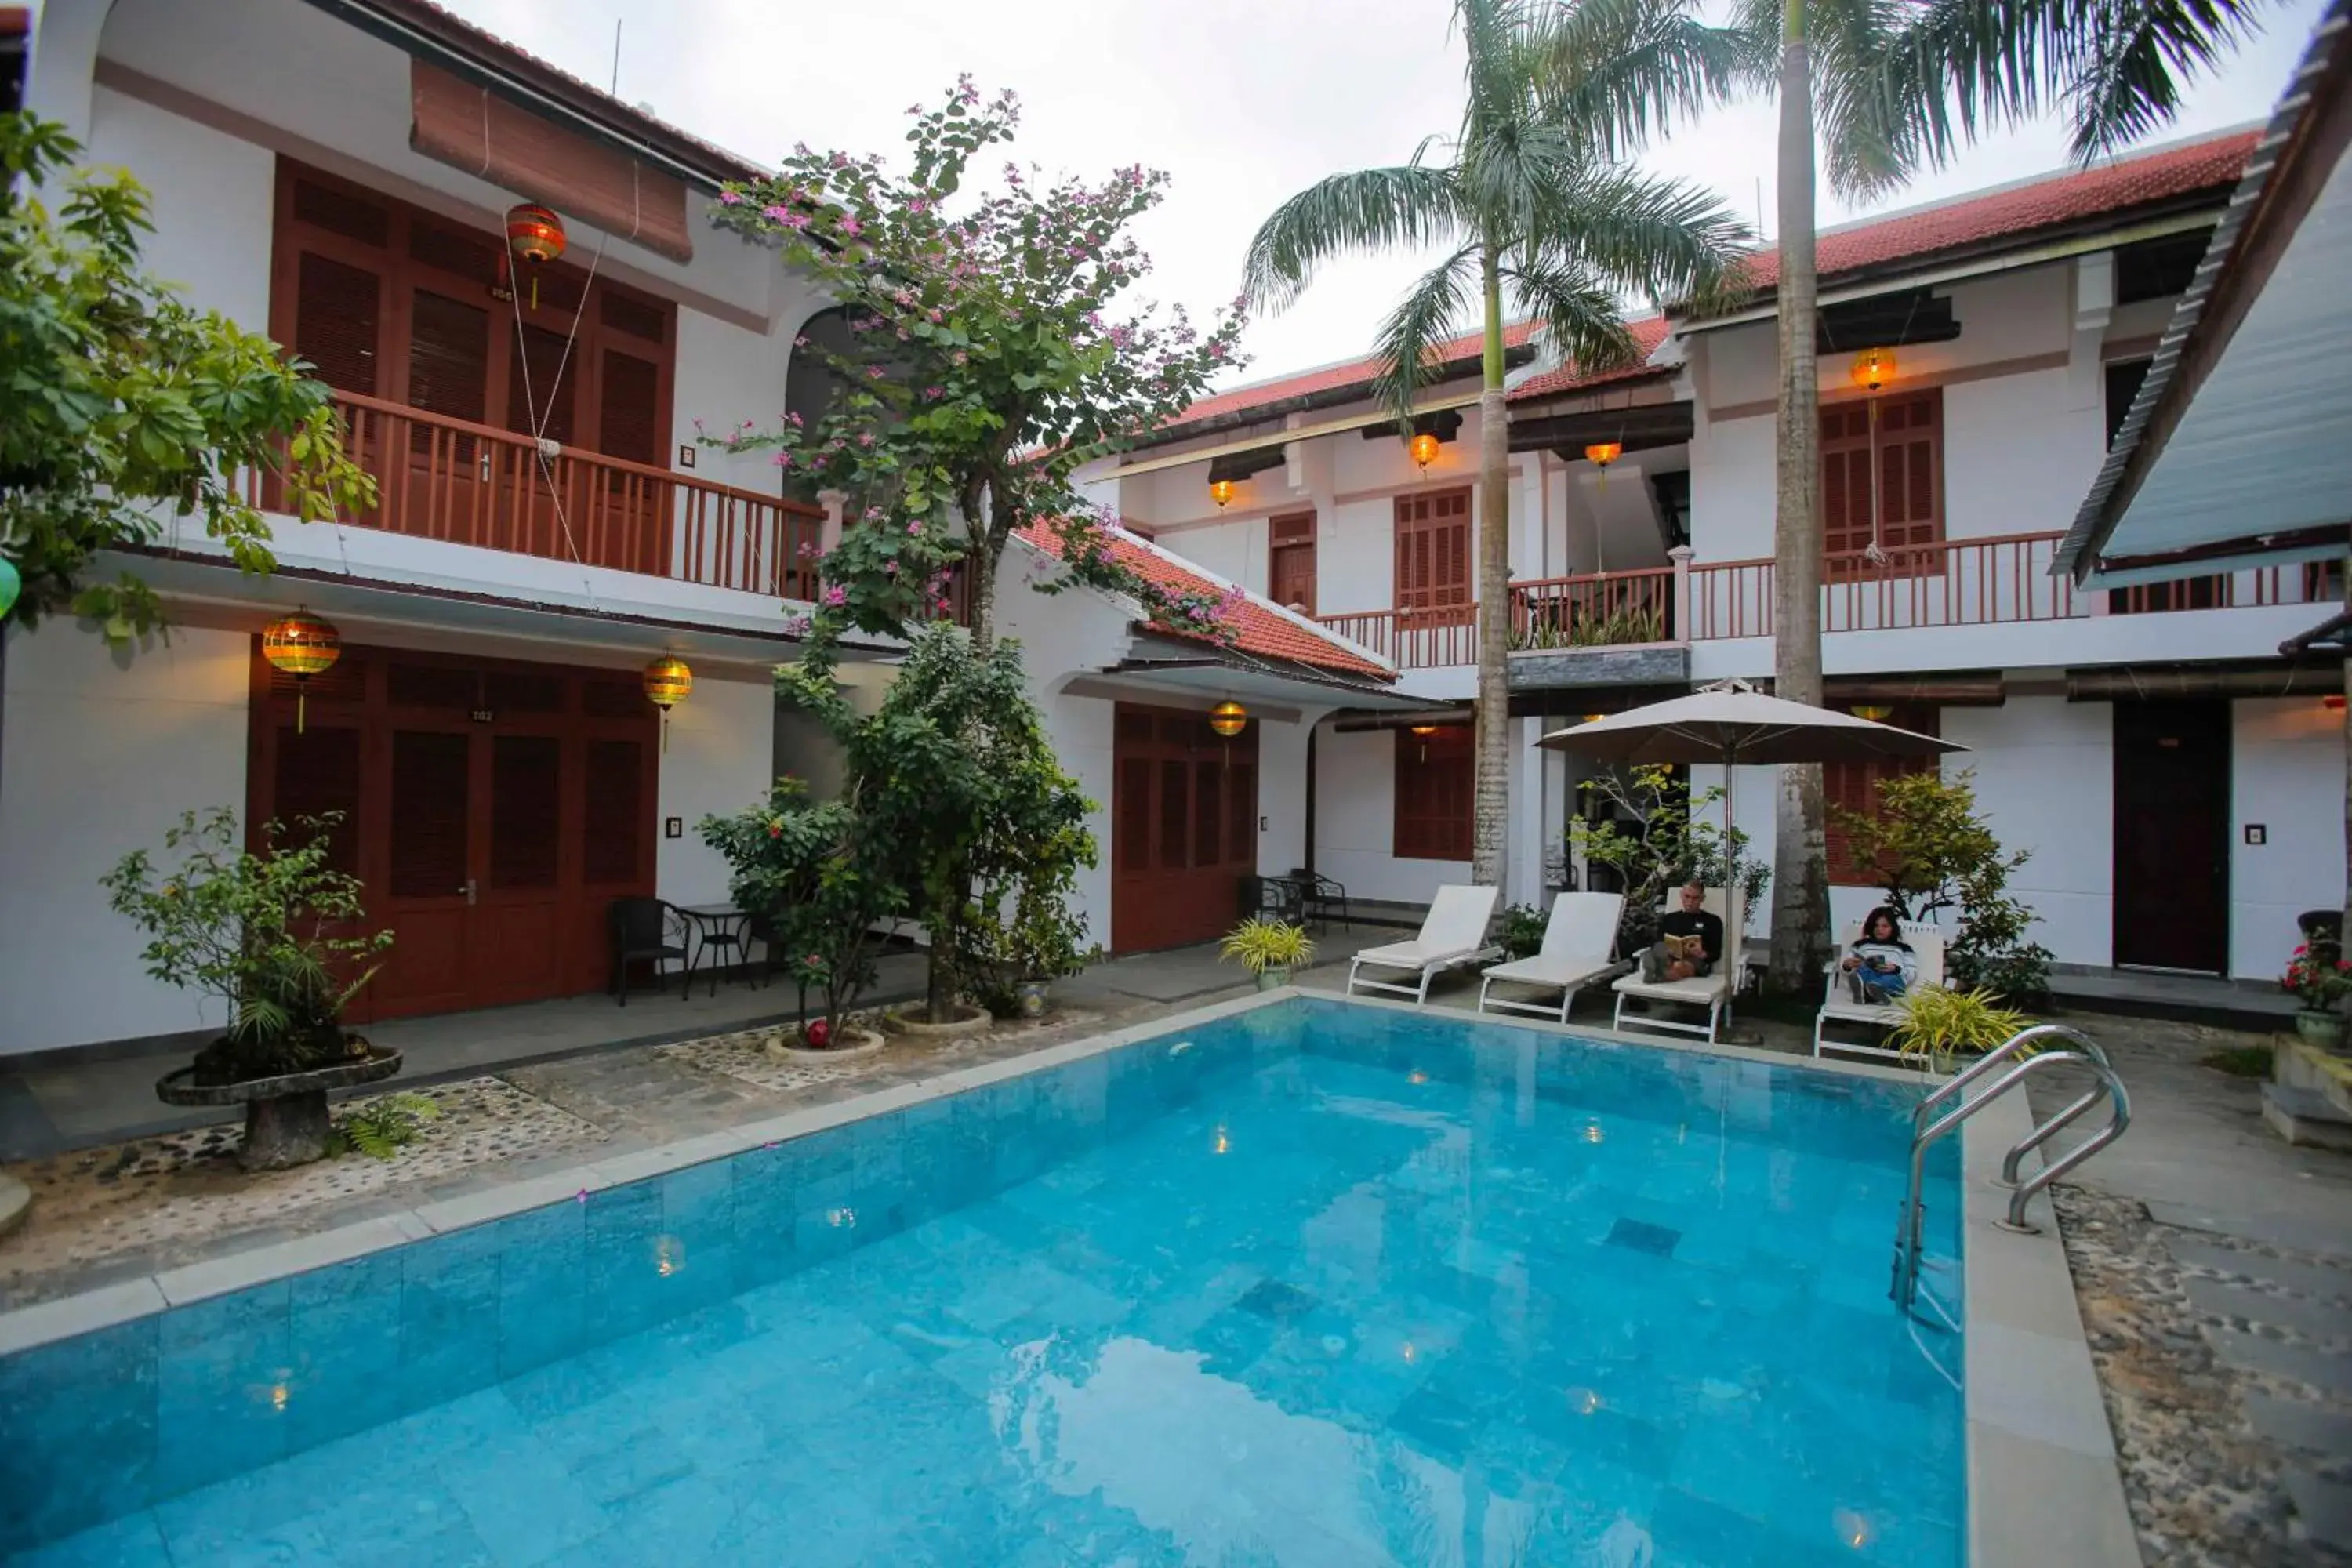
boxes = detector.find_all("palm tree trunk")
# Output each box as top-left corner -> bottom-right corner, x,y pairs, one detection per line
1472,243 -> 1512,894
1768,0 -> 1831,993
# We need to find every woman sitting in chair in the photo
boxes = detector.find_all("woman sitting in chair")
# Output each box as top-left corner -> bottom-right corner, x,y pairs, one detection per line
1841,907 -> 1918,1003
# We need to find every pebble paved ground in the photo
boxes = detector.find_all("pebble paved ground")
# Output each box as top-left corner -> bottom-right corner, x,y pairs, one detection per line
2029,1018 -> 2352,1566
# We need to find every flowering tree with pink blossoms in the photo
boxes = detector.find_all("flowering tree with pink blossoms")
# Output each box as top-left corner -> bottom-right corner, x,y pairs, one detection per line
712,78 -> 1246,651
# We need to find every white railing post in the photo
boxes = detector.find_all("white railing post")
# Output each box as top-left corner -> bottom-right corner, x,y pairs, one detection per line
1669,545 -> 1693,643
817,489 -> 847,557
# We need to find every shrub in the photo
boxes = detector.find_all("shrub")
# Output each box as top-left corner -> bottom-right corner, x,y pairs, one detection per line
101,809 -> 391,1083
1497,902 -> 1549,960
1832,769 -> 2053,1003
1568,764 -> 1769,955
330,1092 -> 441,1160
2283,945 -> 2352,1011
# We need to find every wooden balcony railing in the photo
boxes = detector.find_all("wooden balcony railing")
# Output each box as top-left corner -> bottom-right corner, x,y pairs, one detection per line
1510,567 -> 1674,649
1316,532 -> 2325,670
1316,606 -> 1479,670
255,391 -> 827,601
1685,531 -> 2328,641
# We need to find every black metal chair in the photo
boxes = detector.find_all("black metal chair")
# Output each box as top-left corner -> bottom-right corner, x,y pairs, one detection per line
1289,868 -> 1351,931
609,898 -> 688,1004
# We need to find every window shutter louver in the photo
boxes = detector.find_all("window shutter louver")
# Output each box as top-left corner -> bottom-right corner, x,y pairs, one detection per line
507,322 -> 579,445
583,739 -> 646,884
388,731 -> 471,898
294,252 -> 383,397
490,735 -> 562,890
597,349 -> 662,465
409,60 -> 693,263
407,290 -> 492,426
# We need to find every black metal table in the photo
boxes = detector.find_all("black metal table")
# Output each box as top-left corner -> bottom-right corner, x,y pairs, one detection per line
677,903 -> 753,996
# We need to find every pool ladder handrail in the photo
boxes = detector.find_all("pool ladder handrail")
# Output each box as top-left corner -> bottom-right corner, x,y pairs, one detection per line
1891,1023 -> 2132,1316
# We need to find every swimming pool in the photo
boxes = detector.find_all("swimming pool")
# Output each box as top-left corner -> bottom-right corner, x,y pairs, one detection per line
0,996 -> 1964,1566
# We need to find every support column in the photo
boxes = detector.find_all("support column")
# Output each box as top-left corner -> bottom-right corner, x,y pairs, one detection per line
818,489 -> 847,556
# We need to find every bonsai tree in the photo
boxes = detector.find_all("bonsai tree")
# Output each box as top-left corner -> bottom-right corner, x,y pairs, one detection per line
102,809 -> 394,1167
701,779 -> 898,1047
1832,768 -> 2053,1002
1568,764 -> 1769,956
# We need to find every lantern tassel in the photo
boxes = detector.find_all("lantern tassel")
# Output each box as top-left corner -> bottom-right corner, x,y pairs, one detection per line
296,685 -> 307,735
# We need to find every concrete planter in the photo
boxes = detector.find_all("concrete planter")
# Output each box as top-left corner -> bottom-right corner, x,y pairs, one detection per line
1254,967 -> 1290,992
155,1045 -> 405,1171
2294,1009 -> 2346,1049
888,1003 -> 994,1039
764,1027 -> 887,1062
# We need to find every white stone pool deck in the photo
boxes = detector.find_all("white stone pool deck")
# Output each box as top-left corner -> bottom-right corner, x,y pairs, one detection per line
0,985 -> 2144,1568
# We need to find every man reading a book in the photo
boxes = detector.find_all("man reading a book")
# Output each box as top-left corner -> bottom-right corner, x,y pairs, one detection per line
1642,881 -> 1723,983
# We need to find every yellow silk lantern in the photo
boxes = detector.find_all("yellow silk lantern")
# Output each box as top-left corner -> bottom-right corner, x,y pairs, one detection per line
644,655 -> 692,750
261,611 -> 341,734
1208,700 -> 1248,738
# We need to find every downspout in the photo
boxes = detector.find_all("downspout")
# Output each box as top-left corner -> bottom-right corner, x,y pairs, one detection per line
1304,720 -> 1318,878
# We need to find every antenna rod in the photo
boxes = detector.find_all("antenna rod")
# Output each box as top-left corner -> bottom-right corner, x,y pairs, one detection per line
611,16 -> 622,95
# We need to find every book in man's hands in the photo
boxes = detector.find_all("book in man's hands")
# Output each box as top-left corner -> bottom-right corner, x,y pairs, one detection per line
1661,932 -> 1706,964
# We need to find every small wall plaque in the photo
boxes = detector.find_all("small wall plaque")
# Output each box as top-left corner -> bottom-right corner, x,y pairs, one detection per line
665,817 -> 684,839
2244,823 -> 2267,845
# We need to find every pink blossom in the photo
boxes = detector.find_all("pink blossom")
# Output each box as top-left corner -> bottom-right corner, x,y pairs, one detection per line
884,560 -> 900,576
906,520 -> 923,535
822,585 -> 848,607
840,216 -> 863,237
773,452 -> 793,468
797,541 -> 818,559
867,366 -> 887,381
719,190 -> 744,205
923,386 -> 944,400
761,204 -> 792,223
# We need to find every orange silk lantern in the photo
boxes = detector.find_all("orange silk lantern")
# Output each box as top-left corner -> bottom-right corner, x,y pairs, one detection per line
261,611 -> 341,734
1583,441 -> 1622,467
1208,700 -> 1248,738
1852,347 -> 1896,392
1208,478 -> 1236,509
644,655 -> 692,750
1409,431 -> 1441,469
504,204 -> 566,308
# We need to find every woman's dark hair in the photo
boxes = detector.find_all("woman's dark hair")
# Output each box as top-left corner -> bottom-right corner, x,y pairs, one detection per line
1858,906 -> 1911,947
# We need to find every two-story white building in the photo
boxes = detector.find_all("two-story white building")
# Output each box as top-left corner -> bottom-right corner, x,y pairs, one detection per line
1081,128 -> 2344,984
0,0 -> 1406,1060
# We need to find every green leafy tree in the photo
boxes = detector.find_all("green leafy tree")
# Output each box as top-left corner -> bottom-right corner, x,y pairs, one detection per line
1569,764 -> 1769,956
710,80 -> 1244,649
0,112 -> 375,641
1727,0 -> 2267,992
101,808 -> 393,1083
775,620 -> 1096,1024
1831,768 -> 2053,1001
700,779 -> 898,1044
1241,0 -> 1753,893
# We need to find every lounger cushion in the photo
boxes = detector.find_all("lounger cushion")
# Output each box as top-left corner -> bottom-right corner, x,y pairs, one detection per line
1483,954 -> 1619,988
1613,971 -> 1730,1004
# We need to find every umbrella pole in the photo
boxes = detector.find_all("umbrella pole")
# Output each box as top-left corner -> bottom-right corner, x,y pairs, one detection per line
1722,743 -> 1740,1009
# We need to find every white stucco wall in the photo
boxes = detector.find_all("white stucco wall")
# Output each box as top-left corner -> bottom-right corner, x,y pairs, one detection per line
1312,728 -> 1464,908
2232,697 -> 2344,979
1944,697 -> 2118,970
0,622 -> 253,1054
655,671 -> 777,909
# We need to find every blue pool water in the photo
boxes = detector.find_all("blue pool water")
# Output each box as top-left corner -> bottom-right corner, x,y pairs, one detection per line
1,1000 -> 1963,1566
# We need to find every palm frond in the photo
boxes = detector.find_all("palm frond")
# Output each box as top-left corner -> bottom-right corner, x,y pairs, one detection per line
1520,162 -> 1753,311
2056,0 -> 2267,162
1370,245 -> 1484,427
1240,165 -> 1464,313
1526,0 -> 1771,160
1501,252 -> 1636,383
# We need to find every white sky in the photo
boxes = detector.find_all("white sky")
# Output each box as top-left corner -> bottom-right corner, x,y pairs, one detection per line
441,0 -> 2326,389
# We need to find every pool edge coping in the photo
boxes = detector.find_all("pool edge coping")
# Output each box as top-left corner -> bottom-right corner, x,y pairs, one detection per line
0,983 -> 2143,1568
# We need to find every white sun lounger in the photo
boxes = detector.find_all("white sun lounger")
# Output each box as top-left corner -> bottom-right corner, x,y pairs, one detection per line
1346,884 -> 1501,1004
1476,891 -> 1627,1024
1814,922 -> 1945,1061
1611,889 -> 1732,1042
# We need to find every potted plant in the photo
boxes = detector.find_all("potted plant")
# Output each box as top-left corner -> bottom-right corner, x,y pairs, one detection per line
103,809 -> 397,1170
1886,984 -> 2032,1074
1221,917 -> 1315,991
2282,945 -> 2351,1047
998,880 -> 1091,1019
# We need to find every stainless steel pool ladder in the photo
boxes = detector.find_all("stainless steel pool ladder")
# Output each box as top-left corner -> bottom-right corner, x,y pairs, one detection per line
1890,1023 -> 2132,1317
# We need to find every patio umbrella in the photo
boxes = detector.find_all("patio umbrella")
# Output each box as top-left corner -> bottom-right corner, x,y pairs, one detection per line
1535,680 -> 1965,971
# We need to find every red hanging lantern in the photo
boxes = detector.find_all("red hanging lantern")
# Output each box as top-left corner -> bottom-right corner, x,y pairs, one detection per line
504,204 -> 567,308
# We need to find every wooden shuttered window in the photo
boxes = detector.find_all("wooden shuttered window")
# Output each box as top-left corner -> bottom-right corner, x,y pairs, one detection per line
408,61 -> 693,263
273,162 -> 674,469
1269,511 -> 1317,614
1824,704 -> 1940,885
1822,390 -> 1941,576
1394,489 -> 1471,615
1394,724 -> 1474,862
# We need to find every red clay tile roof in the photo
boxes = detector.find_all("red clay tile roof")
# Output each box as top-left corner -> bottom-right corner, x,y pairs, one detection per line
1740,129 -> 2256,296
1014,522 -> 1392,681
1507,315 -> 1674,403
1188,134 -> 2253,427
1174,321 -> 1540,426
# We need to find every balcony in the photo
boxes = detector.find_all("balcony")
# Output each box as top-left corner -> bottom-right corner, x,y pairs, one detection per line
1313,532 -> 2329,670
252,392 -> 827,602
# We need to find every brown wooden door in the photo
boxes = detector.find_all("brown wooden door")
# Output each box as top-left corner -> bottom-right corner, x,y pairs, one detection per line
1269,512 -> 1316,613
1111,705 -> 1258,952
2113,699 -> 2230,974
1823,390 -> 1941,579
248,645 -> 658,1021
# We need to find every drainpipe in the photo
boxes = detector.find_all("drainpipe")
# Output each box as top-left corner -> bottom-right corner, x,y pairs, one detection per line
1303,721 -> 1318,878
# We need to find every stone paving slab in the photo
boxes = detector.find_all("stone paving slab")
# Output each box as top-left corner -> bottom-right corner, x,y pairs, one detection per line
2184,1274 -> 2352,1343
2167,1233 -> 2352,1306
2209,1329 -> 2352,1398
2242,1392 -> 2352,1461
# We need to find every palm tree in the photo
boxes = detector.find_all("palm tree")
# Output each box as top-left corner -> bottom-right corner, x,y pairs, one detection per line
1243,0 -> 1754,895
1736,0 -> 2270,993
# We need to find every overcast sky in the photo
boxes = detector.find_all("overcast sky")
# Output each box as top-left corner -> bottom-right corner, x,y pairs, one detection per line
442,0 -> 2325,388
